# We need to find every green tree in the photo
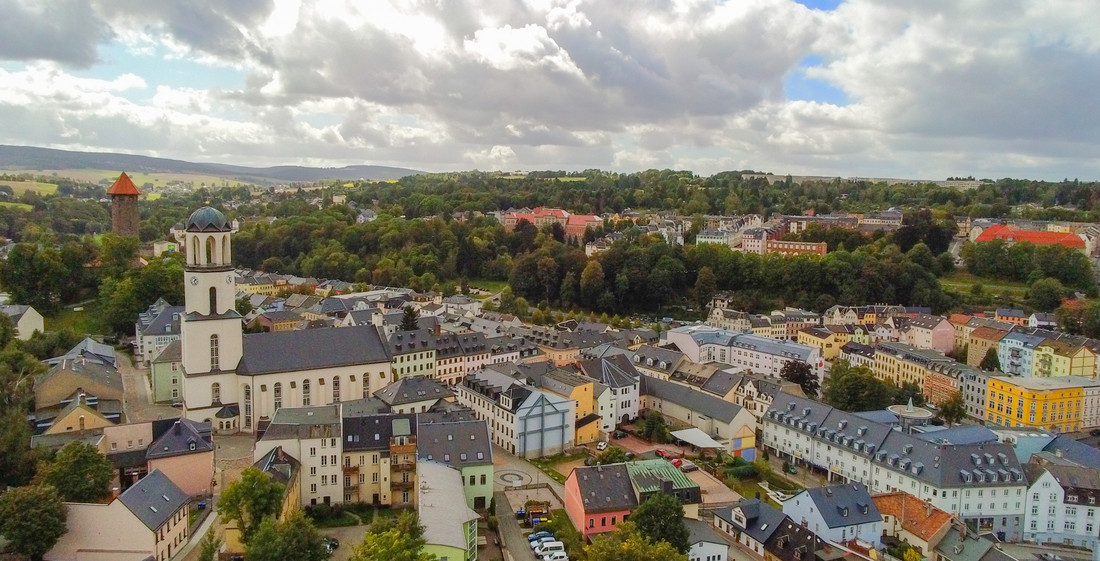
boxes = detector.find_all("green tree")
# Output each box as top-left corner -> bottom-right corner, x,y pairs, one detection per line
0,407 -> 41,488
349,509 -> 435,561
585,521 -> 687,561
822,361 -> 897,412
236,296 -> 254,316
559,271 -> 578,307
246,510 -> 329,561
43,442 -> 113,502
640,412 -> 670,442
1028,277 -> 1066,312
597,447 -> 629,464
400,305 -> 420,331
0,243 -> 67,311
580,260 -> 605,307
217,467 -> 286,543
937,392 -> 967,426
631,493 -> 689,553
197,528 -> 223,561
980,347 -> 1001,371
779,360 -> 819,398
0,484 -> 67,561
895,382 -> 926,407
693,266 -> 717,308
536,256 -> 560,304
904,547 -> 924,561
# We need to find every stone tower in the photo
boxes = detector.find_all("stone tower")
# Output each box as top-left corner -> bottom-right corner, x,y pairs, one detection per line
107,172 -> 141,236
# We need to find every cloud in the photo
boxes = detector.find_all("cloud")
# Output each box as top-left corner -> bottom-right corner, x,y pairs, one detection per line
0,0 -> 1098,178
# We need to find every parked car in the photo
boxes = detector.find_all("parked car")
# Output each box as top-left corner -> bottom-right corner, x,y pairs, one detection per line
612,430 -> 627,439
528,531 -> 553,543
625,452 -> 635,459
596,441 -> 608,451
785,464 -> 798,475
543,552 -> 570,561
323,537 -> 340,552
534,541 -> 566,557
679,459 -> 698,472
655,449 -> 672,459
671,458 -> 683,467
531,536 -> 557,550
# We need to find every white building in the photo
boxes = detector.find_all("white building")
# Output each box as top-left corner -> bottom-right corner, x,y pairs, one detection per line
1022,455 -> 1099,548
695,228 -> 736,248
576,355 -> 640,425
455,368 -> 575,458
685,519 -> 728,561
665,325 -> 824,381
760,393 -> 1027,541
174,207 -> 393,434
1,304 -> 43,341
782,483 -> 882,546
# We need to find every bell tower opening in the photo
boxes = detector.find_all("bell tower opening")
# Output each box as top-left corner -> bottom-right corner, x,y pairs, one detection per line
209,286 -> 218,315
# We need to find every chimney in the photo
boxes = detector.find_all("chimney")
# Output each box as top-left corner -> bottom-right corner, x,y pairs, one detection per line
925,501 -> 932,517
174,421 -> 182,435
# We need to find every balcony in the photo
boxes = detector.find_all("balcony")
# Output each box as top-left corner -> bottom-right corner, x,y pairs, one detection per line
391,462 -> 415,472
344,483 -> 359,492
342,465 -> 359,475
392,480 -> 414,491
390,442 -> 416,456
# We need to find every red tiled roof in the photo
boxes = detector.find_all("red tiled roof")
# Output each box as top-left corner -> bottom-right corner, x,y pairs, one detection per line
948,313 -> 972,325
872,492 -> 952,543
975,224 -> 1084,248
107,172 -> 141,195
566,214 -> 602,225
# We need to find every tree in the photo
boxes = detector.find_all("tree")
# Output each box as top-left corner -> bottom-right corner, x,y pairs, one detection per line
631,493 -> 689,553
937,392 -> 967,426
779,360 -> 819,398
0,407 -> 41,488
895,382 -> 926,407
580,260 -> 605,307
822,361 -> 897,412
980,347 -> 1001,372
246,510 -> 329,561
597,447 -> 629,464
693,266 -> 717,308
904,547 -> 924,561
1028,277 -> 1066,312
536,256 -> 560,304
0,484 -> 67,561
217,467 -> 286,543
349,509 -> 434,561
639,412 -> 669,442
197,528 -> 223,561
399,305 -> 420,331
585,521 -> 687,561
43,442 -> 113,502
559,271 -> 578,307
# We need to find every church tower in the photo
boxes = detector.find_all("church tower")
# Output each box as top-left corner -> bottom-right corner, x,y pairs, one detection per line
174,207 -> 245,431
107,172 -> 141,236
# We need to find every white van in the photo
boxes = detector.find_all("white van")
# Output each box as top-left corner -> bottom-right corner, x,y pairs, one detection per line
543,552 -> 569,561
534,541 -> 565,557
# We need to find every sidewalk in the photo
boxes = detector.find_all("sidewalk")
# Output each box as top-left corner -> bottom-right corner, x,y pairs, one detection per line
173,506 -> 218,561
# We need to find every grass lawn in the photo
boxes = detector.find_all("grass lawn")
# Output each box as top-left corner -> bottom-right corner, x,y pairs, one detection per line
529,451 -> 589,484
309,511 -> 359,528
47,302 -> 109,335
0,180 -> 58,195
468,278 -> 509,293
0,201 -> 32,211
940,270 -> 1029,297
145,193 -> 162,201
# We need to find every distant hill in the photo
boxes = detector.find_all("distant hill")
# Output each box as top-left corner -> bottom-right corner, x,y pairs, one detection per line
0,145 -> 423,183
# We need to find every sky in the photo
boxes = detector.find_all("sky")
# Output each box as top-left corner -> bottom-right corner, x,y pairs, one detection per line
1,0 -> 1099,179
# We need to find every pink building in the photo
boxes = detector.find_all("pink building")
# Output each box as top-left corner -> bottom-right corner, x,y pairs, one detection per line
145,419 -> 215,497
564,464 -> 637,539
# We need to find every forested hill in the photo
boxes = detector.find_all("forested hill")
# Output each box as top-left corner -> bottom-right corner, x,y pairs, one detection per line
0,145 -> 423,182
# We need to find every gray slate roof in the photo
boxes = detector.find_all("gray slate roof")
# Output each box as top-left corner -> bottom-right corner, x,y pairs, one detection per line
117,470 -> 189,530
151,339 -> 182,364
342,413 -> 417,452
576,355 -> 641,389
716,498 -> 786,544
416,418 -> 493,467
238,325 -> 390,375
572,464 -> 638,513
801,483 -> 881,528
375,377 -> 453,406
640,375 -> 743,424
146,419 -> 213,460
701,369 -> 744,396
261,405 -> 342,441
144,306 -> 184,336
46,337 -> 117,366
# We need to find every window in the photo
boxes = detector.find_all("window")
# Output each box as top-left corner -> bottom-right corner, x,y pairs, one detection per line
480,474 -> 487,485
332,377 -> 340,402
302,379 -> 310,406
210,335 -> 220,370
273,383 -> 282,411
211,382 -> 221,404
243,385 -> 252,427
209,286 -> 218,315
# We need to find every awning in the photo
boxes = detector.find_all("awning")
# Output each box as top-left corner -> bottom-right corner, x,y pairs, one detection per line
670,428 -> 724,449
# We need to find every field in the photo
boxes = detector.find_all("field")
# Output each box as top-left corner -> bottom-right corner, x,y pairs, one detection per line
0,179 -> 58,195
939,270 -> 1030,298
0,202 -> 33,211
47,301 -> 108,335
4,169 -> 250,188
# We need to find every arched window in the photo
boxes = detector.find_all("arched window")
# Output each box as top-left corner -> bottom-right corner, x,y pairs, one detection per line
273,382 -> 282,411
332,376 -> 341,403
211,382 -> 221,404
243,385 -> 252,428
205,236 -> 216,265
222,235 -> 230,264
190,236 -> 199,265
210,335 -> 220,370
302,379 -> 311,406
78,416 -> 85,431
209,286 -> 218,315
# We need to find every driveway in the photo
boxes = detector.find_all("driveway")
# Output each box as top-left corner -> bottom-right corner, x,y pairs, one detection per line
496,491 -> 539,561
318,525 -> 369,561
688,469 -> 740,506
118,353 -> 180,423
612,433 -> 694,457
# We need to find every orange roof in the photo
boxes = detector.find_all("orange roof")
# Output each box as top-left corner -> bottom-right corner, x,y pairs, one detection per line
970,325 -> 1009,342
948,313 -> 972,325
872,492 -> 952,543
566,214 -> 602,225
107,172 -> 141,196
975,224 -> 1084,248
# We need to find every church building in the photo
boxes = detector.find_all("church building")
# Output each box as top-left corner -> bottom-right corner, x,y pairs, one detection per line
174,207 -> 392,434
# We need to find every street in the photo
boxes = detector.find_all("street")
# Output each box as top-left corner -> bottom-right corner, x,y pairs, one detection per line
118,353 -> 181,423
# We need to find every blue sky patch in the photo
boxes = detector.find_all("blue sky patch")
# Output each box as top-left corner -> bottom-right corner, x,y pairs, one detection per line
73,43 -> 243,98
783,55 -> 848,105
791,0 -> 844,10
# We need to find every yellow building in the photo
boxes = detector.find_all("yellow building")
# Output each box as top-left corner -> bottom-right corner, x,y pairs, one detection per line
872,342 -> 952,388
985,376 -> 1090,432
1032,339 -> 1095,378
797,327 -> 846,360
540,368 -> 600,444
43,403 -> 115,435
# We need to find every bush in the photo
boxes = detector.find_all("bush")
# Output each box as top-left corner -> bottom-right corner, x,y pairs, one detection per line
726,465 -> 759,479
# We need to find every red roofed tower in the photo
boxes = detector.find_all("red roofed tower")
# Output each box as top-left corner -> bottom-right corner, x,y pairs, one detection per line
107,172 -> 141,236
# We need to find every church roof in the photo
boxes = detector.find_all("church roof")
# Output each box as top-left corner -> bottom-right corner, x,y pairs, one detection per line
107,172 -> 141,195
185,206 -> 232,232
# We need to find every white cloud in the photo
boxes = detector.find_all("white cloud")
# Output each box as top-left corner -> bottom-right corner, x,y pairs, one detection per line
0,0 -> 1097,178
